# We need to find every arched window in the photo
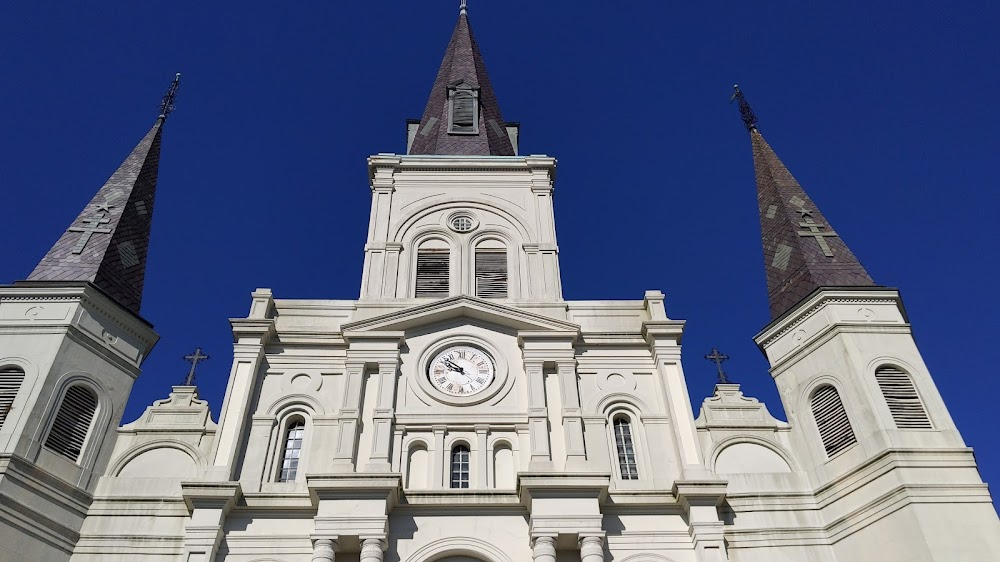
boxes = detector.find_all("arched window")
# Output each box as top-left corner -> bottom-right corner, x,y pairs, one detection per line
415,239 -> 450,297
875,366 -> 932,429
810,385 -> 857,457
277,419 -> 305,482
450,444 -> 470,489
44,384 -> 98,462
475,240 -> 508,298
0,367 -> 25,428
613,416 -> 639,480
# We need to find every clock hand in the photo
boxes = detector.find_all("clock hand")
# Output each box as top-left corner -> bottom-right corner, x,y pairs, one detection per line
444,359 -> 467,375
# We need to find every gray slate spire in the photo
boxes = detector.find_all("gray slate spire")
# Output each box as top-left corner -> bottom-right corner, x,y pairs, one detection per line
408,8 -> 515,156
735,87 -> 876,320
25,76 -> 178,315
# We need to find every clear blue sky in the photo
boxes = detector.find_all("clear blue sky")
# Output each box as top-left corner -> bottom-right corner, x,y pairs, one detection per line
2,2 -> 998,491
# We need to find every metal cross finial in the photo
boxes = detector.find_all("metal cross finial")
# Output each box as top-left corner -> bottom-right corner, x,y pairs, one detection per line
182,347 -> 209,386
704,347 -> 731,384
730,84 -> 758,132
158,73 -> 182,121
460,0 -> 467,15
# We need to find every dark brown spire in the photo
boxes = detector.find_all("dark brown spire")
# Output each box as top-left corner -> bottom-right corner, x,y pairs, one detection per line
25,75 -> 179,315
408,8 -> 515,156
739,88 -> 876,320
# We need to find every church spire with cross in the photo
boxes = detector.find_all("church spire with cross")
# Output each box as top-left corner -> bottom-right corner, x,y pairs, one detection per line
23,73 -> 181,316
733,85 -> 876,321
407,3 -> 516,156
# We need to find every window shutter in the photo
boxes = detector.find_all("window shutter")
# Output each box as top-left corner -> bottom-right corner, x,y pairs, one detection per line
44,385 -> 98,462
876,366 -> 932,429
452,91 -> 475,130
0,368 -> 25,427
811,385 -> 857,457
415,250 -> 450,297
475,250 -> 507,298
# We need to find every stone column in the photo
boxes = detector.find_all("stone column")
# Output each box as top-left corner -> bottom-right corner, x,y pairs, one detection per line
531,536 -> 557,562
579,535 -> 605,562
333,360 -> 366,471
360,538 -> 385,562
311,536 -> 337,562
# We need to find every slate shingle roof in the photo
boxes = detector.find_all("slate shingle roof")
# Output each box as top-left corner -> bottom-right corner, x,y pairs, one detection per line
408,11 -> 515,156
750,128 -> 876,320
26,120 -> 164,315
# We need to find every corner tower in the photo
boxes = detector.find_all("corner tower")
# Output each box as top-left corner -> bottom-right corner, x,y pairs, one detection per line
361,7 -> 560,303
0,75 -> 178,560
736,86 -> 1000,559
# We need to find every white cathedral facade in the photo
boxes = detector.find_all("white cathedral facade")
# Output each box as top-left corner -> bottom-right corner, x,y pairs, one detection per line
1,8 -> 999,562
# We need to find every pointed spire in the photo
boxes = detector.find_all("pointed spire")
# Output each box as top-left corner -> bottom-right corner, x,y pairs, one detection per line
25,74 -> 181,315
736,86 -> 876,320
408,7 -> 515,156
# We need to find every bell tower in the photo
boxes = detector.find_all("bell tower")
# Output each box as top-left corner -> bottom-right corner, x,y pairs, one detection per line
736,87 -> 1000,558
360,8 -> 562,304
0,75 -> 178,561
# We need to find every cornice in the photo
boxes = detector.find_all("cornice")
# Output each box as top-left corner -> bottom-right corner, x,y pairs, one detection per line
754,287 -> 904,348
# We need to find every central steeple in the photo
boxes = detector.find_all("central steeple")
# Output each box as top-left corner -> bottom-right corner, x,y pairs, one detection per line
408,6 -> 516,156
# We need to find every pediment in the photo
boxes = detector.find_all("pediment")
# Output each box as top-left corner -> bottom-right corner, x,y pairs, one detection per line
342,296 -> 579,335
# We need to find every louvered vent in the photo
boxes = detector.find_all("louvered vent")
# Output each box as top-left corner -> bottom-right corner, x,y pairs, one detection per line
811,385 -> 857,457
451,91 -> 476,133
876,366 -> 932,429
415,250 -> 450,297
0,367 -> 25,427
475,250 -> 508,298
44,385 -> 98,462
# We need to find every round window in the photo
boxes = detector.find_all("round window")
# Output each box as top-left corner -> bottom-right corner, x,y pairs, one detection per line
450,215 -> 475,232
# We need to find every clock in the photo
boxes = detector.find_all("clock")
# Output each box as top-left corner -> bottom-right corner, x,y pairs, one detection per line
428,346 -> 495,396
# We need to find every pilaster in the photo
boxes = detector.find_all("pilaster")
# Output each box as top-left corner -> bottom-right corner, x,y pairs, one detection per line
307,473 -> 398,559
365,360 -> 400,472
674,480 -> 729,562
180,481 -> 241,562
523,358 -> 551,470
642,314 -> 705,477
332,360 -> 366,472
475,425 -> 489,489
520,331 -> 580,471
557,358 -> 587,469
208,289 -> 275,480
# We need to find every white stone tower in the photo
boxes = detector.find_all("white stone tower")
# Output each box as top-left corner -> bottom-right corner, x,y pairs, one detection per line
734,87 -> 1000,559
0,75 -> 178,560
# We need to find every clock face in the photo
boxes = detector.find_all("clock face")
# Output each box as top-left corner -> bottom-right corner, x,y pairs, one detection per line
428,346 -> 495,396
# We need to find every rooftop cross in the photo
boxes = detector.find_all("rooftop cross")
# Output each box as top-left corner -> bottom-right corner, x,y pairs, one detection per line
730,84 -> 758,132
460,0 -> 467,15
158,73 -> 182,121
182,347 -> 209,386
704,347 -> 731,384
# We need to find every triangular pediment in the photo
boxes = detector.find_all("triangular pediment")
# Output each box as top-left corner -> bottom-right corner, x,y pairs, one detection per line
342,296 -> 579,334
